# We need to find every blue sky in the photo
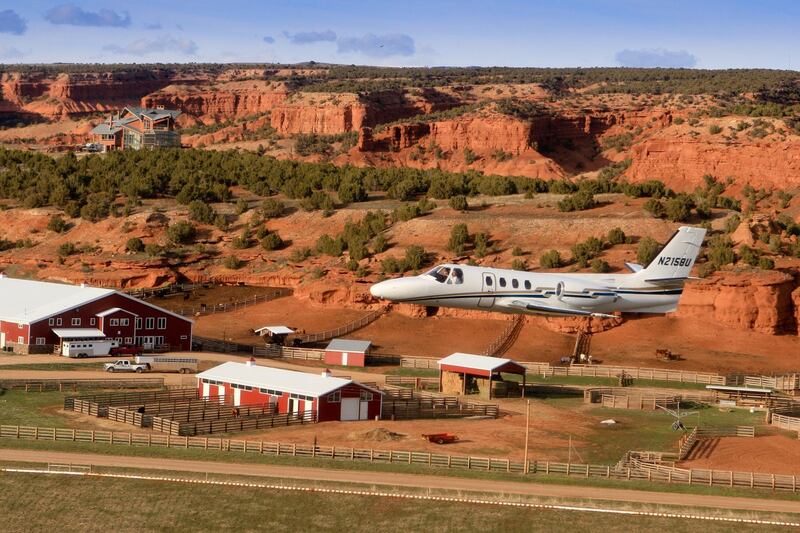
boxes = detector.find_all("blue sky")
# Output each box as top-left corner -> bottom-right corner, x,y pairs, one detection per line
0,1 -> 798,68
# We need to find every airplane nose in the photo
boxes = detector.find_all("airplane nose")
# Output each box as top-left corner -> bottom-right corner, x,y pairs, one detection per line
369,277 -> 417,301
369,281 -> 387,299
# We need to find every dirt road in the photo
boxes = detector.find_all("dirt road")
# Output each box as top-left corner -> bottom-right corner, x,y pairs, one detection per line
2,449 -> 798,514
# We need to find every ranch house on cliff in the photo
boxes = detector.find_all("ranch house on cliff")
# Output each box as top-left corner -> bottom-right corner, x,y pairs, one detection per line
91,106 -> 181,151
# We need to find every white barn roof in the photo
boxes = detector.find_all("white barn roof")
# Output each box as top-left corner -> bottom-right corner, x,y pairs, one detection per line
0,276 -> 192,325
197,362 -> 367,398
326,339 -> 372,353
438,353 -> 522,372
52,328 -> 107,339
0,277 -> 114,324
255,326 -> 294,335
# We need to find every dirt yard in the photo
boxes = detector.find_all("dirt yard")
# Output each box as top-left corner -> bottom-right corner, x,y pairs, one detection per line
678,435 -> 800,475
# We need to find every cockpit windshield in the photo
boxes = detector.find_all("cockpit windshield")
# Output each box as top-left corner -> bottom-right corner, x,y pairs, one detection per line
424,265 -> 463,284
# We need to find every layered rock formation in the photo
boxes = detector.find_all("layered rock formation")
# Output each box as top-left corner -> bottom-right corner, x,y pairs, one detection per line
626,138 -> 800,191
142,81 -> 289,121
676,271 -> 799,334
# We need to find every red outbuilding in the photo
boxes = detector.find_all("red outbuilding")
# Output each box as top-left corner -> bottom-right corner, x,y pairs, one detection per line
438,352 -> 527,399
0,275 -> 193,354
196,361 -> 383,422
324,338 -> 372,367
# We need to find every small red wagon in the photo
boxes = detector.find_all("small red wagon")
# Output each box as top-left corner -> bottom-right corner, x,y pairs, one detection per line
422,433 -> 459,445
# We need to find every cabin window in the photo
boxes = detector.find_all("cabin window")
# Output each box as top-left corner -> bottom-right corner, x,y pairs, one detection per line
485,276 -> 493,286
427,266 -> 452,283
512,279 -> 519,289
524,280 -> 531,290
448,268 -> 464,285
499,278 -> 506,288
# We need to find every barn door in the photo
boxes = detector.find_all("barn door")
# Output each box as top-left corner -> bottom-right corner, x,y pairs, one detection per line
0,332 -> 5,348
478,273 -> 496,308
340,398 -> 359,421
202,382 -> 210,398
359,401 -> 369,420
216,385 -> 225,404
342,352 -> 348,366
233,388 -> 241,406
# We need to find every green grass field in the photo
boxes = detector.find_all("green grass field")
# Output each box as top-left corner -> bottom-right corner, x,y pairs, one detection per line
0,362 -> 106,371
0,471 -> 791,532
0,390 -> 71,427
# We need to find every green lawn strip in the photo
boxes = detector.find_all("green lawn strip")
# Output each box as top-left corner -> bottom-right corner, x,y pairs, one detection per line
384,367 -> 439,377
0,391 -> 72,428
0,362 -> 106,371
2,462 -> 796,525
4,471 -> 789,533
524,375 -> 710,391
1,438 -> 798,503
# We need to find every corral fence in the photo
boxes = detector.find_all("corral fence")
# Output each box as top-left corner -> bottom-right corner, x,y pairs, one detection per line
600,393 -> 680,411
399,358 -> 727,386
105,396 -> 231,428
696,426 -> 756,438
154,409 -> 316,437
2,424 -> 797,492
729,373 -> 800,393
293,308 -> 386,345
64,387 -> 198,411
767,408 -> 800,435
193,335 -> 260,355
384,375 -> 440,391
583,387 -> 716,409
381,388 -> 499,419
0,378 -> 165,393
254,345 -> 404,366
172,289 -> 292,317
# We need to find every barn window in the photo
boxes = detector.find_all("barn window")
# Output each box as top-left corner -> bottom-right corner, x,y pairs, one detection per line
48,318 -> 54,326
17,336 -> 24,344
359,391 -> 373,401
157,317 -> 166,329
35,338 -> 45,345
110,319 -> 119,326
145,317 -> 154,329
136,317 -> 142,329
71,318 -> 81,326
56,318 -> 62,326
512,279 -> 519,289
327,391 -> 341,402
180,335 -> 187,340
121,318 -> 129,326
90,318 -> 96,326
18,323 -> 23,329
125,337 -> 132,344
524,280 -> 531,290
499,278 -> 506,288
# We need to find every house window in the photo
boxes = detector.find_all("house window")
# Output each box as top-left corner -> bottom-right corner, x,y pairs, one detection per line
145,317 -> 154,329
327,391 -> 341,403
110,319 -> 119,327
48,318 -> 54,326
90,318 -> 96,326
56,318 -> 62,326
71,318 -> 81,326
120,318 -> 129,326
35,338 -> 45,345
360,391 -> 373,401
157,317 -> 166,330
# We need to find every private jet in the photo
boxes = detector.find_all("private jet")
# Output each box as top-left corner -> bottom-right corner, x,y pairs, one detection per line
370,226 -> 706,318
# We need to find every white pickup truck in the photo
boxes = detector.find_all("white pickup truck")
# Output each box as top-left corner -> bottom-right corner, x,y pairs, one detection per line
103,360 -> 149,373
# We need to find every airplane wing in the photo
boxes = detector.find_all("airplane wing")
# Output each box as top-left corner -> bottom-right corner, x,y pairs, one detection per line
498,299 -> 617,319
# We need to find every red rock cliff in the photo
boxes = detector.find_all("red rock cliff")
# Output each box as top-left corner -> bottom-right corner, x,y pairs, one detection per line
676,271 -> 799,334
142,81 -> 289,121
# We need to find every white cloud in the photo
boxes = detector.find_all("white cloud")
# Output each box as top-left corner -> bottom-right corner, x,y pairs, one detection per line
103,35 -> 198,56
615,48 -> 698,68
337,33 -> 415,58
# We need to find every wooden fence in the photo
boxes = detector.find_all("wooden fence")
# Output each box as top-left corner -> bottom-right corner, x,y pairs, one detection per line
382,398 -> 499,419
2,424 -> 797,492
154,409 -> 317,436
64,387 -> 199,410
739,374 -> 800,392
399,358 -> 726,386
769,409 -> 800,434
192,335 -> 260,355
0,378 -> 165,393
600,393 -> 680,411
384,376 -> 440,391
483,316 -> 524,357
169,289 -> 292,317
294,308 -> 386,345
696,426 -> 756,438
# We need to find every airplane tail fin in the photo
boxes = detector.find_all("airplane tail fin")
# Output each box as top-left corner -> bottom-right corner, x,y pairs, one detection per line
634,226 -> 707,283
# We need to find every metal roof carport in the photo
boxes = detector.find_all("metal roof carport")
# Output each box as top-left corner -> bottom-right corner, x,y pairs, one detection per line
438,353 -> 527,399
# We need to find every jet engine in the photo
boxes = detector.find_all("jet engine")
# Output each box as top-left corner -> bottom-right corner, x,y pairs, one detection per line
554,280 -> 617,309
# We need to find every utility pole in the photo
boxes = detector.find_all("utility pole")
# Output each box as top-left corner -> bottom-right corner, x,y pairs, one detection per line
524,399 -> 530,474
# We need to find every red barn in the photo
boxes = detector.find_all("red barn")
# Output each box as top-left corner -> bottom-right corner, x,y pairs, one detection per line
324,338 -> 372,367
196,361 -> 383,422
0,276 -> 193,354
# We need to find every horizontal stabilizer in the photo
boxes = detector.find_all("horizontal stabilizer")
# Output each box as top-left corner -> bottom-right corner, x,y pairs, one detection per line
643,277 -> 692,284
625,262 -> 643,273
500,299 -> 616,319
